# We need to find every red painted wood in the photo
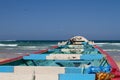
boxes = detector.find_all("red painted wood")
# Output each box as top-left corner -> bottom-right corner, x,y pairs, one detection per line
0,56 -> 23,65
94,45 -> 120,79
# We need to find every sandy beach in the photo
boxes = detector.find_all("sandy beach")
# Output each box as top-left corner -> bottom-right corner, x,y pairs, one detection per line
116,61 -> 120,69
106,51 -> 120,70
111,56 -> 120,69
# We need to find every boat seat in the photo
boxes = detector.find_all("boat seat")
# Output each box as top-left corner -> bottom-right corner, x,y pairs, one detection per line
59,74 -> 95,80
14,66 -> 35,74
35,72 -> 95,80
67,45 -> 84,48
23,54 -> 104,61
35,74 -> 58,80
0,73 -> 33,80
47,54 -> 81,60
23,54 -> 81,60
80,54 -> 104,60
35,66 -> 65,74
49,54 -> 81,56
0,66 -> 14,72
61,49 -> 84,53
53,54 -> 104,62
65,67 -> 81,73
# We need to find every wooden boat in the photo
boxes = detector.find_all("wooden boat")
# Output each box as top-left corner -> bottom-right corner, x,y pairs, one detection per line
0,36 -> 120,80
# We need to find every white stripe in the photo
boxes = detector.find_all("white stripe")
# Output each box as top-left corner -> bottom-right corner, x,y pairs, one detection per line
35,66 -> 65,74
61,49 -> 84,53
35,74 -> 58,80
46,54 -> 81,60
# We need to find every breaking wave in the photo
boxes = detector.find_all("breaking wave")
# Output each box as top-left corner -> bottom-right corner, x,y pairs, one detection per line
96,42 -> 120,52
18,46 -> 48,50
104,49 -> 120,52
0,40 -> 16,41
0,44 -> 18,47
95,42 -> 120,47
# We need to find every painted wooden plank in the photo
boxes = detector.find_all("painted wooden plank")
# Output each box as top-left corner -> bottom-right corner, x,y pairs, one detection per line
35,74 -> 58,80
59,74 -> 95,80
0,66 -> 14,72
65,67 -> 81,73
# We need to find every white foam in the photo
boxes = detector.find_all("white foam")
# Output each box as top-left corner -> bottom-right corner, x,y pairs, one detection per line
0,44 -> 18,47
110,43 -> 120,46
96,42 -> 120,47
95,43 -> 108,47
104,49 -> 120,52
95,43 -> 108,45
18,46 -> 48,50
0,40 -> 16,41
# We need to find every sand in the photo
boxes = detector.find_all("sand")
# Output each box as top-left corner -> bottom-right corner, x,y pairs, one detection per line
116,61 -> 120,69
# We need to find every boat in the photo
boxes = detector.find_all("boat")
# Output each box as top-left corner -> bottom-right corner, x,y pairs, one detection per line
0,36 -> 120,80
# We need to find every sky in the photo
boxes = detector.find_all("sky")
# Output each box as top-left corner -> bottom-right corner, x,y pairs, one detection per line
0,0 -> 120,40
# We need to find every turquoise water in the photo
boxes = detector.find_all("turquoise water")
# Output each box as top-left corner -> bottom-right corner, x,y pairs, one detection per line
0,40 -> 120,61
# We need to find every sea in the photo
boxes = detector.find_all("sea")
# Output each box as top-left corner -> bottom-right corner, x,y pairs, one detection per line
0,40 -> 120,61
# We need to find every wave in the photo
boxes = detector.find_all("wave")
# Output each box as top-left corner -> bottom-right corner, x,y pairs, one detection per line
110,43 -> 120,46
104,49 -> 120,52
95,43 -> 108,45
95,43 -> 108,47
96,42 -> 120,46
17,46 -> 48,50
0,44 -> 18,47
0,40 -> 16,41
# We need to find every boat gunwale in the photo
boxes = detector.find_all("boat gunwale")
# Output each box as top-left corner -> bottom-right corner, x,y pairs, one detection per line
94,45 -> 120,79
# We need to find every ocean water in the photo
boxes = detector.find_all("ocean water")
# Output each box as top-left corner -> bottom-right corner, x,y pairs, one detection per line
95,40 -> 120,61
0,40 -> 59,53
0,40 -> 120,61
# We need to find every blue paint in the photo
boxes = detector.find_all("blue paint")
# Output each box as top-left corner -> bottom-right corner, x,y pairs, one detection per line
0,66 -> 14,72
55,60 -> 91,63
80,54 -> 104,60
59,74 -> 95,80
65,67 -> 81,73
23,54 -> 49,60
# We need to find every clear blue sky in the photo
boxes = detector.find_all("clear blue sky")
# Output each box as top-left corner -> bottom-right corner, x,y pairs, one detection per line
0,0 -> 120,40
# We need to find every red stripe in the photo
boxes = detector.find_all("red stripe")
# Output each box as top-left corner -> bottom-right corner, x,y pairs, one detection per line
0,56 -> 23,65
94,45 -> 120,79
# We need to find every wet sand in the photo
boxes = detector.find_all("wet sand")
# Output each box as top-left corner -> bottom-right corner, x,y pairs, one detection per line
110,56 -> 120,69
